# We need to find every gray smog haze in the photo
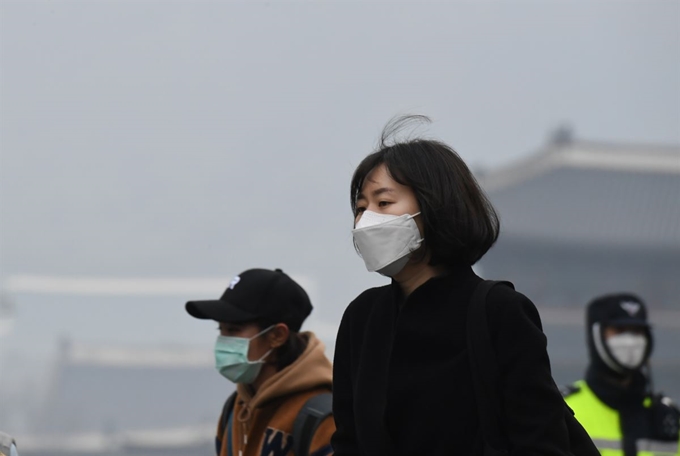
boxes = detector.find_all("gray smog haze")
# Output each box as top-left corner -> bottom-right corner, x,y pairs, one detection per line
1,1 -> 680,441
1,0 -> 679,339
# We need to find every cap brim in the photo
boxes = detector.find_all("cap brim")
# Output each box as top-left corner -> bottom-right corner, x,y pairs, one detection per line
185,299 -> 258,322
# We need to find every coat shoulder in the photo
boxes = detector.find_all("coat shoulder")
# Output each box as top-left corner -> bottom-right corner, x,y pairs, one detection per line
559,383 -> 582,398
343,284 -> 392,319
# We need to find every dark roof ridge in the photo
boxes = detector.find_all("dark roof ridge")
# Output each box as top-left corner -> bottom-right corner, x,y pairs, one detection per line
480,139 -> 680,193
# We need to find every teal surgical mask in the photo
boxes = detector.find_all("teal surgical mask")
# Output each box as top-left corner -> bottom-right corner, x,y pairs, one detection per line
214,325 -> 275,384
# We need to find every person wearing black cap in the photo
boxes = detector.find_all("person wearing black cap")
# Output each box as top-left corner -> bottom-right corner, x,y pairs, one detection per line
563,293 -> 680,456
186,268 -> 334,456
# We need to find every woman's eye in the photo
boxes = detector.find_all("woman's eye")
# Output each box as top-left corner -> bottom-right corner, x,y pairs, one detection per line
378,201 -> 391,207
355,207 -> 366,215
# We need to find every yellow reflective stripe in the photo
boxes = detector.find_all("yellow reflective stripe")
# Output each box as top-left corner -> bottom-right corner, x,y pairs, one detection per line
637,438 -> 679,454
592,438 -> 622,450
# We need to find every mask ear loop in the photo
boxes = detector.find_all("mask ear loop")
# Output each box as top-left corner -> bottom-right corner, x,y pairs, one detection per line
248,324 -> 276,341
252,348 -> 274,364
247,324 -> 277,364
409,211 -> 424,239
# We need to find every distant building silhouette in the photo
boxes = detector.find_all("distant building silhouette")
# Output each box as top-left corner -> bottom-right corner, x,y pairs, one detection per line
479,138 -> 680,309
19,340 -> 226,455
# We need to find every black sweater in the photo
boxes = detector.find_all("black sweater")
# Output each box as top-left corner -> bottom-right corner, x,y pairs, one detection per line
331,266 -> 572,456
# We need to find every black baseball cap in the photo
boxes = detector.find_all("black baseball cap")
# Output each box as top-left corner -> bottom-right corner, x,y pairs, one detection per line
587,292 -> 650,328
185,268 -> 312,331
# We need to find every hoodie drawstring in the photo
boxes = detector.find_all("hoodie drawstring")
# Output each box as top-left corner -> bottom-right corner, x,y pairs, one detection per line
236,399 -> 252,456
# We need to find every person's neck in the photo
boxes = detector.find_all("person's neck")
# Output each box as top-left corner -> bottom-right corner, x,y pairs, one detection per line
602,372 -> 634,389
586,364 -> 646,408
393,260 -> 448,296
249,363 -> 279,395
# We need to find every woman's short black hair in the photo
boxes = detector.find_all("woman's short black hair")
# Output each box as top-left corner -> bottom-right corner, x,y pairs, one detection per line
350,115 -> 500,266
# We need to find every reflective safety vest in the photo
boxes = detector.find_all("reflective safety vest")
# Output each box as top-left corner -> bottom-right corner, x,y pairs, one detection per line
564,380 -> 680,456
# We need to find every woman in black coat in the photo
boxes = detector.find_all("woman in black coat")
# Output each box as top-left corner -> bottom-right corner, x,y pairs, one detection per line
331,116 -> 575,456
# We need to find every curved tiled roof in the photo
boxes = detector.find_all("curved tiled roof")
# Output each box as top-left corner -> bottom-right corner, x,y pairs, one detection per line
480,140 -> 680,249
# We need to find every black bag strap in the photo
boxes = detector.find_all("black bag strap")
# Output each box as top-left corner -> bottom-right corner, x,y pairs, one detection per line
220,391 -> 238,434
466,280 -> 514,455
292,392 -> 333,456
467,281 -> 600,456
215,391 -> 236,456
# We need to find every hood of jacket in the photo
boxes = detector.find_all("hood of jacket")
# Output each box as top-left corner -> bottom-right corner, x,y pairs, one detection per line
236,331 -> 332,414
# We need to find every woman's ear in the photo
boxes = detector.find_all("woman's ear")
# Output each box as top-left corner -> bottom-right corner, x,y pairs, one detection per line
268,323 -> 290,348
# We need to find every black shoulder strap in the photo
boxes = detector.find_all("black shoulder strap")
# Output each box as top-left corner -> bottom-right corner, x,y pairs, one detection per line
292,392 -> 333,456
219,392 -> 237,443
467,281 -> 600,456
466,280 -> 513,455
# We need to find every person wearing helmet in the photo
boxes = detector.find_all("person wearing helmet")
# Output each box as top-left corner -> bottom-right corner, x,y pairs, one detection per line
563,293 -> 680,456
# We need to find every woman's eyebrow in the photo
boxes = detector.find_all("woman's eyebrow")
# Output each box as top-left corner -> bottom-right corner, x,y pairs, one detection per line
357,187 -> 395,201
372,187 -> 395,197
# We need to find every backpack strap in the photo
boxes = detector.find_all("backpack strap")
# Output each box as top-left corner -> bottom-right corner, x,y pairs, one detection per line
292,392 -> 333,456
218,392 -> 237,456
220,391 -> 237,436
466,280 -> 514,456
467,281 -> 600,456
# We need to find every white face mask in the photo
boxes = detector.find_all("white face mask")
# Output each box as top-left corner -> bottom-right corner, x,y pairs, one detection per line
352,210 -> 423,277
606,332 -> 648,370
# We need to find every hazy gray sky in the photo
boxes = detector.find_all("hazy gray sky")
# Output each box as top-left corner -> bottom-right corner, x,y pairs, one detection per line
1,0 -> 679,315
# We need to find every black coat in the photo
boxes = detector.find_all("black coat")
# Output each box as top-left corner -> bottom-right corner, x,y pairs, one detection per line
331,265 -> 572,456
